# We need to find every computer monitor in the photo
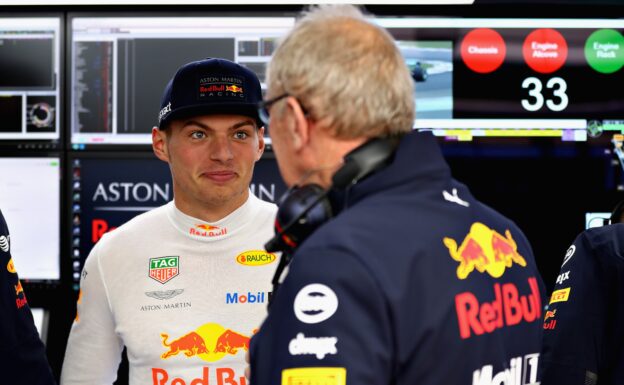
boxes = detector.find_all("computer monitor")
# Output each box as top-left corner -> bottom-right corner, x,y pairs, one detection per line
68,152 -> 285,290
585,212 -> 611,228
30,307 -> 49,344
69,15 -> 295,148
376,17 -> 624,141
0,156 -> 61,282
0,16 -> 62,149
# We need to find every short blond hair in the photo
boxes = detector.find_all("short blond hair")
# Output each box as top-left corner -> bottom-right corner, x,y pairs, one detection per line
267,4 -> 414,139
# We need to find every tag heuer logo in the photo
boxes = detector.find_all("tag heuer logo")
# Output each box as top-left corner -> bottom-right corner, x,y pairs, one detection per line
149,256 -> 179,284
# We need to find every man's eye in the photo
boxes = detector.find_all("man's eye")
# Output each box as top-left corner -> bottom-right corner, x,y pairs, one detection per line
234,131 -> 249,140
191,131 -> 205,139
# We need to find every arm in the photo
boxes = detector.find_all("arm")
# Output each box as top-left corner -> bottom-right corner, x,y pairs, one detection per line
250,246 -> 392,385
540,231 -> 607,385
61,241 -> 123,385
0,210 -> 55,385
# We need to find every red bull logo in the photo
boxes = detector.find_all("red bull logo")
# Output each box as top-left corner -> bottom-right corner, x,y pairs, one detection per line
444,222 -> 527,280
15,280 -> 24,295
214,330 -> 249,354
200,85 -> 225,93
160,323 -> 251,363
225,85 -> 243,93
543,309 -> 557,330
14,280 -> 27,309
455,277 -> 541,339
544,309 -> 556,321
196,224 -> 220,231
161,332 -> 208,359
6,258 -> 16,273
152,367 -> 247,385
190,225 -> 227,238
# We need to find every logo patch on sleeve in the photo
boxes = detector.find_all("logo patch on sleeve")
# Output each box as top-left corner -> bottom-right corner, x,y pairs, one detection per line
293,284 -> 338,324
549,287 -> 571,304
281,367 -> 346,385
7,258 -> 16,273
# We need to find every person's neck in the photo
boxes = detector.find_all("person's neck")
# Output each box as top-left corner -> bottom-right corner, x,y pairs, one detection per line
309,136 -> 368,189
173,190 -> 249,223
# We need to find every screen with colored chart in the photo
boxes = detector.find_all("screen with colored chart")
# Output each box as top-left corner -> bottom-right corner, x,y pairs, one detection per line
378,18 -> 624,141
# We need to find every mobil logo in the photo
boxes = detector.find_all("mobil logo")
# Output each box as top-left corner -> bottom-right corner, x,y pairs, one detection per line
225,291 -> 272,304
444,222 -> 527,280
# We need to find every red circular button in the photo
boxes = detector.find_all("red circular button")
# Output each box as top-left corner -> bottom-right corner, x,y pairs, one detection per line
523,28 -> 568,73
461,28 -> 506,74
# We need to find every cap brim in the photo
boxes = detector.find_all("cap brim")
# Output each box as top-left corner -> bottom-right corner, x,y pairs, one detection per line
159,103 -> 262,129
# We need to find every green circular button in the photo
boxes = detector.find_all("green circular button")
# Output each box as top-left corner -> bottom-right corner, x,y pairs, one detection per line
585,29 -> 624,74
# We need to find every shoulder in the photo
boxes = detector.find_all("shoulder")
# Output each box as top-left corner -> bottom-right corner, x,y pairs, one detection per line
92,203 -> 170,254
572,224 -> 624,263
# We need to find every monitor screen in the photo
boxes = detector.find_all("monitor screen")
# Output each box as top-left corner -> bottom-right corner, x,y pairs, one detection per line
0,156 -> 61,281
30,307 -> 49,344
0,17 -> 61,144
585,212 -> 610,228
69,152 -> 284,289
69,16 -> 295,147
376,17 -> 624,141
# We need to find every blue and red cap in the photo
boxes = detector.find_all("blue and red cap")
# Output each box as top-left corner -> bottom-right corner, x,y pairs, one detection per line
157,58 -> 262,129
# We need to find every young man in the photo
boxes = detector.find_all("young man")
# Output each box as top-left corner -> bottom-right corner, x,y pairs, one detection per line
541,224 -> 624,385
62,58 -> 277,385
0,209 -> 55,385
250,5 -> 546,385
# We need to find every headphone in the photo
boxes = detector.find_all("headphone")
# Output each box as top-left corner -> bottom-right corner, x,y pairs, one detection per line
609,199 -> 624,225
265,136 -> 400,307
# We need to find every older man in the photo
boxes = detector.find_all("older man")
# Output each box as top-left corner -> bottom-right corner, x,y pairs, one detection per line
250,5 -> 546,385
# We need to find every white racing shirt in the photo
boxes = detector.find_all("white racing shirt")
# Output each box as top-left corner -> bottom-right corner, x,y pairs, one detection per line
61,194 -> 277,385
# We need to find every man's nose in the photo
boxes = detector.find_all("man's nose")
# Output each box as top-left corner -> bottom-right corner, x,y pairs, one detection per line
209,135 -> 234,162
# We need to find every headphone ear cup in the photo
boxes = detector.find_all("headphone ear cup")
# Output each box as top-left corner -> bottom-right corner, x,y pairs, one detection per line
274,184 -> 333,251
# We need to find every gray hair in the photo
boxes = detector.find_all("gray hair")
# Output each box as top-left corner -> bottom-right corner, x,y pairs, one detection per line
266,4 -> 415,139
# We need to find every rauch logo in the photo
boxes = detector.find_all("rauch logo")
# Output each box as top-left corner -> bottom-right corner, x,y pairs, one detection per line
236,250 -> 276,266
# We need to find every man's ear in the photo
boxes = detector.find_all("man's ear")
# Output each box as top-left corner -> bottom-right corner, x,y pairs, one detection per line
255,126 -> 266,161
152,127 -> 169,163
284,97 -> 310,151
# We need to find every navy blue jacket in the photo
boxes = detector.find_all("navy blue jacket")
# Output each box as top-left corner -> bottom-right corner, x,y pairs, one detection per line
541,224 -> 624,385
0,210 -> 55,384
250,131 -> 546,385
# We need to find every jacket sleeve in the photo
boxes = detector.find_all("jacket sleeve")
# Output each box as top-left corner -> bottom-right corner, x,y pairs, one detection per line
250,245 -> 392,385
0,210 -> 56,385
61,240 -> 123,385
540,231 -> 607,385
